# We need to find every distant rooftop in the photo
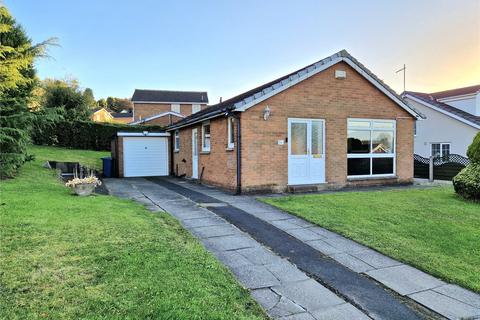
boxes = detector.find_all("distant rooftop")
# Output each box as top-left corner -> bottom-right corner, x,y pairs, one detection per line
429,84 -> 480,100
132,89 -> 209,104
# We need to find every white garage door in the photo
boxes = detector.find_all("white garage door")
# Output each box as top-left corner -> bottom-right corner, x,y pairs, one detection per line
123,137 -> 168,177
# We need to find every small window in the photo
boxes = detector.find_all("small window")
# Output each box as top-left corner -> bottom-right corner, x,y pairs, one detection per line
192,104 -> 201,114
431,143 -> 450,159
227,117 -> 235,149
171,104 -> 181,113
202,122 -> 211,152
174,130 -> 180,151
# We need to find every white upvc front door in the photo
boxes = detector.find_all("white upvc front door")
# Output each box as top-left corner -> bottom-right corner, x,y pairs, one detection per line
288,118 -> 325,185
192,128 -> 199,179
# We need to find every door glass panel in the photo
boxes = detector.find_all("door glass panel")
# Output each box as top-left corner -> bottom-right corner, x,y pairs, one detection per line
193,131 -> 198,156
311,121 -> 323,155
372,131 -> 394,153
291,123 -> 307,155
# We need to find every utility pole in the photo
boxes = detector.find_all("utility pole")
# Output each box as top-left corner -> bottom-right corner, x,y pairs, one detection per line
396,64 -> 406,92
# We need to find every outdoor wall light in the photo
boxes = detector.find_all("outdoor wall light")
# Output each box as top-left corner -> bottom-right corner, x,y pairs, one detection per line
263,106 -> 271,121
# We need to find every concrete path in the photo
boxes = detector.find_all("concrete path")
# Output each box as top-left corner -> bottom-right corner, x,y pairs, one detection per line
104,178 -> 369,320
149,178 -> 480,320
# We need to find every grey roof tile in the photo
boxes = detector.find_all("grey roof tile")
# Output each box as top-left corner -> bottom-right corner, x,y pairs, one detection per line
132,89 -> 208,103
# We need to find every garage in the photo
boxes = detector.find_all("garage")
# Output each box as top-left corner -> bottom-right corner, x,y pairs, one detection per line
112,132 -> 170,178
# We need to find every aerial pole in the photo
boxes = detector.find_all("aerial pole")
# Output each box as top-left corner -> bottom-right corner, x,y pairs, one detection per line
396,64 -> 406,92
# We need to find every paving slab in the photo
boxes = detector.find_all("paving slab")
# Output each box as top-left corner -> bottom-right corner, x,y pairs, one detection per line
231,265 -> 281,289
279,313 -> 316,320
214,250 -> 253,269
409,289 -> 480,319
191,224 -> 240,238
181,216 -> 226,228
272,279 -> 345,312
237,246 -> 285,265
251,288 -> 306,318
433,284 -> 480,309
270,219 -> 305,231
311,303 -> 371,320
330,253 -> 374,273
365,265 -> 445,296
203,234 -> 259,252
265,260 -> 310,283
286,228 -> 325,242
305,239 -> 342,255
350,249 -> 402,269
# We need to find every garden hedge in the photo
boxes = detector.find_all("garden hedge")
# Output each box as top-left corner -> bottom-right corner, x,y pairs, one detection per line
453,132 -> 480,201
32,120 -> 164,151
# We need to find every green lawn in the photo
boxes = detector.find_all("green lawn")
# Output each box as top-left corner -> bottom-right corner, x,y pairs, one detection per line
0,145 -> 265,319
261,187 -> 480,293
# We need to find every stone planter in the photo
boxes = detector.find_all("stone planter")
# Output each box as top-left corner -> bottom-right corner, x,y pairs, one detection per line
73,183 -> 96,196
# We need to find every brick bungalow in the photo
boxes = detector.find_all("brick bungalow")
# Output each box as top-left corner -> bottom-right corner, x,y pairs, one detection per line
131,89 -> 209,126
166,50 -> 423,193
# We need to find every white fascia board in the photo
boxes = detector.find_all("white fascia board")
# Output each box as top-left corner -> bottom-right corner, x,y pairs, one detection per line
130,111 -> 186,125
133,101 -> 208,105
235,57 -> 420,119
437,93 -> 478,103
117,132 -> 170,137
405,94 -> 480,129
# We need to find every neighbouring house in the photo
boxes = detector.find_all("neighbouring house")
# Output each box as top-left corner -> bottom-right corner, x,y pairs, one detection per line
91,107 -> 114,122
130,89 -> 209,126
403,85 -> 480,158
111,111 -> 134,124
166,50 -> 422,193
91,108 -> 134,124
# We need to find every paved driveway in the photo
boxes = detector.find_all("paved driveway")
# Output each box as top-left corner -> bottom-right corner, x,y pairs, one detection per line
104,177 -> 480,320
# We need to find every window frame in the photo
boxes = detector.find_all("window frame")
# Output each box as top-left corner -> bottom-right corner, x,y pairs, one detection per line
174,130 -> 180,152
347,118 -> 396,178
227,117 -> 235,149
202,121 -> 211,152
192,104 -> 201,114
431,142 -> 450,158
171,104 -> 181,113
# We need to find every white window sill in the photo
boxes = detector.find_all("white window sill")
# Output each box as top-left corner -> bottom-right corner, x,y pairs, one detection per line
347,175 -> 397,181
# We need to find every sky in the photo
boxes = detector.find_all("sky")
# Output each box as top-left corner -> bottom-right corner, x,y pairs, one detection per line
6,0 -> 480,102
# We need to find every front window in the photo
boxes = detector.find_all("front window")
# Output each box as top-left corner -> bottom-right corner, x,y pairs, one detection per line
202,122 -> 211,151
174,130 -> 180,151
192,104 -> 201,114
227,117 -> 235,149
431,143 -> 450,159
347,119 -> 396,177
171,104 -> 181,113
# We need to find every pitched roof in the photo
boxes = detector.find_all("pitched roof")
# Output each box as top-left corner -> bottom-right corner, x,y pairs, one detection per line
404,91 -> 480,128
429,85 -> 480,100
111,112 -> 133,118
130,111 -> 185,125
167,50 -> 421,130
131,89 -> 208,104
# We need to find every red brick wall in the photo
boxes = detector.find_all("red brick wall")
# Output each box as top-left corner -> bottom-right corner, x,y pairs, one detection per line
240,62 -> 414,192
172,62 -> 415,192
173,118 -> 237,191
